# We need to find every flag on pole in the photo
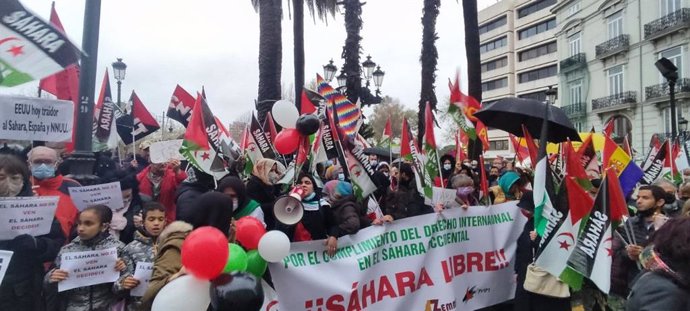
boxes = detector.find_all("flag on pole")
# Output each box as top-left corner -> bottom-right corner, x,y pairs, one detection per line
300,88 -> 318,115
456,130 -> 467,164
577,130 -> 600,176
478,154 -> 489,202
316,74 -> 362,140
116,91 -> 159,145
674,138 -> 690,176
641,139 -> 669,185
448,74 -> 478,140
603,119 -> 615,138
622,135 -> 632,157
166,85 -> 195,127
380,115 -> 392,147
533,105 -> 558,236
179,97 -> 226,179
0,0 -> 81,87
522,125 -> 539,168
400,119 -> 426,195
264,112 -> 278,144
663,139 -> 681,184
39,2 -> 79,100
421,102 -> 439,199
509,134 -> 529,164
641,135 -> 663,172
566,168 -> 628,294
602,134 -> 644,196
564,140 -> 593,191
94,69 -> 115,141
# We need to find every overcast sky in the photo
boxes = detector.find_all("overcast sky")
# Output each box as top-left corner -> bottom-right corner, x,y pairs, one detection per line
2,0 -> 497,127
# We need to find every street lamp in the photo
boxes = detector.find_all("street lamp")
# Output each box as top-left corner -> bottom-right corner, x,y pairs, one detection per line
336,69 -> 348,88
372,65 -> 385,93
655,57 -> 678,138
362,55 -> 376,80
112,58 -> 127,111
545,86 -> 557,105
323,59 -> 337,82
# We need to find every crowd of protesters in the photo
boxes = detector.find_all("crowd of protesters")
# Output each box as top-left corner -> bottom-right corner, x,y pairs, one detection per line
0,142 -> 689,311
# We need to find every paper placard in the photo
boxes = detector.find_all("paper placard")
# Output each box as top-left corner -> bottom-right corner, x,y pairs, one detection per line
432,187 -> 462,208
130,262 -> 154,297
0,197 -> 59,239
58,247 -> 119,292
149,140 -> 184,164
0,251 -> 13,286
68,182 -> 123,211
0,95 -> 74,142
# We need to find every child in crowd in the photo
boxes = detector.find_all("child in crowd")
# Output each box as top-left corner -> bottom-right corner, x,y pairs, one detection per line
45,205 -> 129,311
119,202 -> 167,311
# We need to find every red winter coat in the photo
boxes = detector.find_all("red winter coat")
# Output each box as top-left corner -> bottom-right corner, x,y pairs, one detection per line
32,175 -> 80,239
137,166 -> 186,223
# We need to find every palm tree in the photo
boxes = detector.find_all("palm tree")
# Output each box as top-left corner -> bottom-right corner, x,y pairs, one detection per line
462,0 -> 482,159
341,0 -> 363,105
418,0 -> 441,143
252,0 -> 283,125
294,1 -> 338,109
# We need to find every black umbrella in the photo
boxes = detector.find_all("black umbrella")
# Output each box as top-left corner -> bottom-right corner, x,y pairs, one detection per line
474,97 -> 580,143
363,147 -> 397,162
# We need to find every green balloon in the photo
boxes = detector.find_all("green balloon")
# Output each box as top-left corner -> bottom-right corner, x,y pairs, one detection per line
245,250 -> 268,278
223,243 -> 248,273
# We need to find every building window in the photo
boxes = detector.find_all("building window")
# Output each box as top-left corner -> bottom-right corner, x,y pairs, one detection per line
608,65 -> 624,95
479,36 -> 508,53
518,65 -> 558,83
608,115 -> 632,141
518,90 -> 553,101
608,11 -> 623,39
660,46 -> 683,80
479,16 -> 507,35
660,0 -> 681,16
568,33 -> 581,57
518,41 -> 557,61
518,19 -> 557,40
573,121 -> 584,132
517,0 -> 557,18
569,80 -> 583,105
481,57 -> 508,73
489,140 -> 510,151
567,2 -> 581,17
482,77 -> 508,91
663,106 -> 683,134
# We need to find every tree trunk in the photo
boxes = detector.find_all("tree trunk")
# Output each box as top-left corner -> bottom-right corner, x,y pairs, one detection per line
418,0 -> 441,143
293,0 -> 305,111
256,0 -> 283,125
342,0 -> 363,105
462,0 -> 482,160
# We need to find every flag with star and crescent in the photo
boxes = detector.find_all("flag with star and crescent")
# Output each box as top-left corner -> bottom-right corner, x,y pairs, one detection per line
0,0 -> 80,87
179,94 -> 226,179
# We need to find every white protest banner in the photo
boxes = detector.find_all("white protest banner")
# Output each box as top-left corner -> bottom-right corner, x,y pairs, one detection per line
58,247 -> 119,292
68,182 -> 123,211
149,140 -> 184,164
0,251 -> 13,286
0,95 -> 74,142
269,202 -> 526,311
0,196 -> 59,240
433,187 -> 462,208
130,262 -> 154,297
261,280 -> 280,311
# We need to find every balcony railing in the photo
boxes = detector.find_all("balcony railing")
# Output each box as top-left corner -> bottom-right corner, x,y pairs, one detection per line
644,8 -> 690,40
561,102 -> 586,118
645,78 -> 690,100
595,35 -> 630,59
592,91 -> 637,111
559,53 -> 586,72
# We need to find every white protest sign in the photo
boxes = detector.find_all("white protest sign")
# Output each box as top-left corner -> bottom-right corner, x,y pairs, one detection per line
433,187 -> 462,208
149,140 -> 184,164
130,262 -> 154,297
0,95 -> 74,142
58,247 -> 119,292
261,280 -> 279,311
68,182 -> 123,211
0,251 -> 13,286
270,202 -> 527,311
0,196 -> 59,240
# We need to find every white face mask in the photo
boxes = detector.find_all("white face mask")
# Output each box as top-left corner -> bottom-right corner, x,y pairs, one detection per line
268,171 -> 280,184
232,198 -> 239,211
443,164 -> 452,171
337,173 -> 345,181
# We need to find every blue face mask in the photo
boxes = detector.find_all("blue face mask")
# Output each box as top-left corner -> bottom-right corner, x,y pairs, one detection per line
304,192 -> 316,201
32,163 -> 56,180
337,173 -> 345,181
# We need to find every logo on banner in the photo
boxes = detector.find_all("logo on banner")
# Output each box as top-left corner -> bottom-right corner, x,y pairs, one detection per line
462,285 -> 490,303
424,298 -> 457,311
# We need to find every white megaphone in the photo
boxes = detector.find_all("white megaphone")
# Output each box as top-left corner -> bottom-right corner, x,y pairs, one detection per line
273,187 -> 305,225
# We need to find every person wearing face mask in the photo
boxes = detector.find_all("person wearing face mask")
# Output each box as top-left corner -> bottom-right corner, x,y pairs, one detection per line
0,154 -> 65,311
653,179 -> 684,218
137,160 -> 187,224
218,176 -> 265,225
246,158 -> 286,230
111,172 -> 144,244
383,163 -> 432,220
324,164 -> 344,181
611,185 -> 666,302
435,154 -> 455,189
28,146 -> 80,239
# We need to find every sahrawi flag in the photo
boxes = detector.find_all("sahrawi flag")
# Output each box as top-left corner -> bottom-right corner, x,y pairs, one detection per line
533,142 -> 558,236
379,115 -> 392,148
243,113 -> 273,175
94,69 -> 115,141
179,95 -> 227,179
535,142 -> 594,289
421,101 -> 439,198
566,167 -> 628,294
116,91 -> 159,145
38,2 -> 79,101
166,85 -> 195,127
0,0 -> 80,87
400,118 -> 426,195
641,139 -> 669,185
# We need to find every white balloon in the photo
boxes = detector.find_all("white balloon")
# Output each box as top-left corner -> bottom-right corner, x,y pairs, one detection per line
151,275 -> 211,311
271,100 -> 299,129
258,230 -> 291,263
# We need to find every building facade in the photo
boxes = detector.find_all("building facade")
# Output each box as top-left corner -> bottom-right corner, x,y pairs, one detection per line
478,0 -> 560,160
552,0 -> 690,159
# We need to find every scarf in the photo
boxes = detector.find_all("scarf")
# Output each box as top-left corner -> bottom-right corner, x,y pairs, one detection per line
322,180 -> 353,203
640,246 -> 687,287
33,174 -> 79,238
252,159 -> 285,185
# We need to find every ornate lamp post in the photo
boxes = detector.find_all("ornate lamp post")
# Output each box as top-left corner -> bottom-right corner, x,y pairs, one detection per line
112,58 -> 127,112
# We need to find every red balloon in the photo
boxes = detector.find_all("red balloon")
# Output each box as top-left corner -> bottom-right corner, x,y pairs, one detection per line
181,226 -> 229,280
274,128 -> 300,155
235,216 -> 267,250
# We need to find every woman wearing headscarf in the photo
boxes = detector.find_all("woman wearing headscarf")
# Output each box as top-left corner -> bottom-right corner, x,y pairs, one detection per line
322,180 -> 370,256
141,192 -> 234,310
435,154 -> 455,188
280,173 -> 333,244
218,176 -> 264,225
246,159 -> 285,230
489,171 -> 523,204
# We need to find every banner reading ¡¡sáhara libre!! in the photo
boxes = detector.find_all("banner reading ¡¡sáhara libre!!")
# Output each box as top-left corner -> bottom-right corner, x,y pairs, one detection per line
270,202 -> 527,311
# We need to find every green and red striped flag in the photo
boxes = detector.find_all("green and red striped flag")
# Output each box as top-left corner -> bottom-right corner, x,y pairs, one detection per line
0,0 -> 80,87
421,102 -> 439,199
